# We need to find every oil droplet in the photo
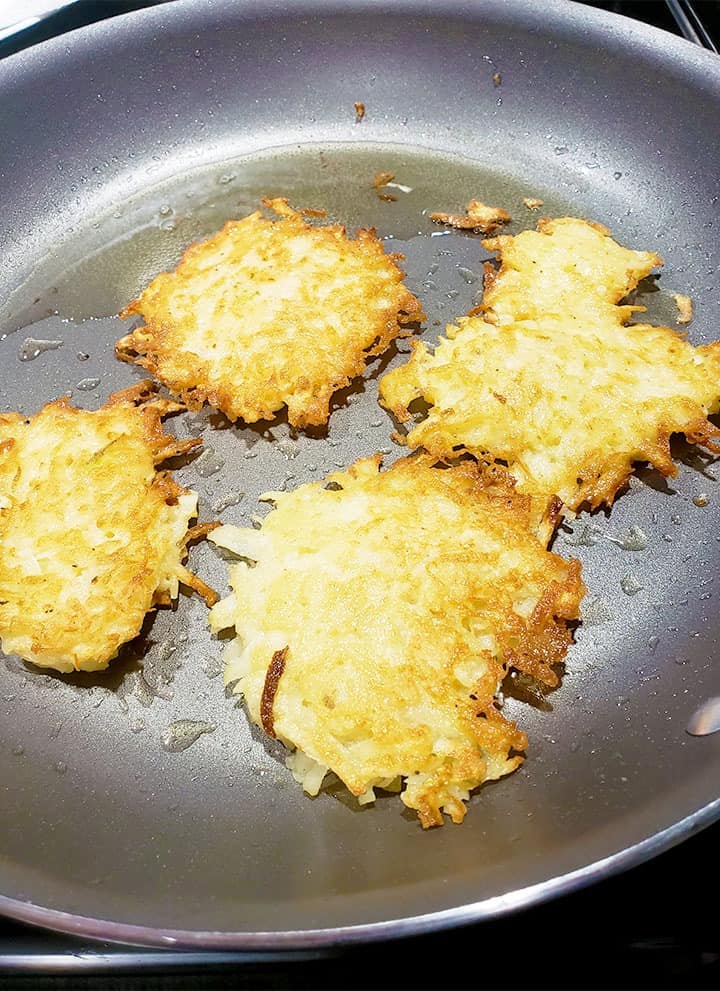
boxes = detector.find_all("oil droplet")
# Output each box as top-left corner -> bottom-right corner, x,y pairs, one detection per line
457,266 -> 479,285
76,377 -> 101,391
212,491 -> 245,513
647,635 -> 660,652
77,351 -> 90,361
201,655 -> 225,679
620,574 -> 643,596
613,171 -> 623,180
218,173 -> 236,185
161,719 -> 215,753
562,521 -> 601,546
54,760 -> 67,775
277,436 -> 299,459
12,745 -> 24,756
694,493 -> 709,507
19,338 -> 63,361
580,597 -> 612,626
159,204 -> 173,216
607,525 -> 648,551
194,447 -> 225,478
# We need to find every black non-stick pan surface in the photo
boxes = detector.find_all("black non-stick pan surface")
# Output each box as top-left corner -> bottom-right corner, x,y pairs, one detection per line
0,0 -> 719,949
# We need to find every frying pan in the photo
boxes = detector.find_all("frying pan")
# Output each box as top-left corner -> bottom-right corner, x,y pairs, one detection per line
1,0 -> 720,950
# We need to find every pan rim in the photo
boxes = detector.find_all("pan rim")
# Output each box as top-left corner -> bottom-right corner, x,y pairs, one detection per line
1,798 -> 719,949
2,0 -> 720,950
1,0 -> 720,86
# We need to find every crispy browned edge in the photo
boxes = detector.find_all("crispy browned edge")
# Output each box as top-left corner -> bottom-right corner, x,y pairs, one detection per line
105,380 -> 219,607
260,646 -> 289,738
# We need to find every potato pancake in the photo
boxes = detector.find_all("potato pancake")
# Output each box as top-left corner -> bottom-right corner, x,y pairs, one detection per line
380,217 -> 720,511
117,198 -> 423,428
0,382 -> 214,674
208,455 -> 583,827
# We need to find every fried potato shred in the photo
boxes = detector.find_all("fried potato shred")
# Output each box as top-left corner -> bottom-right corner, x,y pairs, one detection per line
380,217 -> 720,512
429,199 -> 511,233
674,293 -> 693,325
209,455 -> 584,827
117,198 -> 423,428
0,381 -> 211,673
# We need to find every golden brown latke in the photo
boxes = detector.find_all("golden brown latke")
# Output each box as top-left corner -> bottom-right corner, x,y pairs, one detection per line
208,454 -> 584,827
380,217 -> 720,512
117,198 -> 423,428
0,381 -> 215,673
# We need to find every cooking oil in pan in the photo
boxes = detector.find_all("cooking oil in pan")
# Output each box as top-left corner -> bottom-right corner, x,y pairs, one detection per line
5,142 -> 580,331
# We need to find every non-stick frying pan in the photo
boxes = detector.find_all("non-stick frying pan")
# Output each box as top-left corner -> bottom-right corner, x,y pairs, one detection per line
1,0 -> 719,949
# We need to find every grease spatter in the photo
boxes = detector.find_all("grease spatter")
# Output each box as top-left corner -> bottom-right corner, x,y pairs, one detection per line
607,525 -> 648,551
194,447 -> 225,478
161,719 -> 216,753
76,377 -> 101,391
19,338 -> 63,361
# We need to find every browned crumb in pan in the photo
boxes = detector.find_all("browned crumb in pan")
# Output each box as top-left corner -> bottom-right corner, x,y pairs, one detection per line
372,170 -> 397,201
354,101 -> 365,121
674,293 -> 693,325
429,198 -> 511,233
523,196 -> 544,210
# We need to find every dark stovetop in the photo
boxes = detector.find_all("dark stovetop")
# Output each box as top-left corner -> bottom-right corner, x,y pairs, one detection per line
0,2 -> 719,988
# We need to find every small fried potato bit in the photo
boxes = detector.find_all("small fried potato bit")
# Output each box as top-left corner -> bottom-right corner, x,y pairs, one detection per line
117,199 -> 423,428
208,454 -> 584,828
674,293 -> 693,325
380,217 -> 720,513
429,199 -> 511,233
0,382 -> 214,673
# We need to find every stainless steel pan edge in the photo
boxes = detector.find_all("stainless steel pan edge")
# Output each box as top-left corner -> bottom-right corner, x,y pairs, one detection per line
1,0 -> 720,949
1,798 -> 719,949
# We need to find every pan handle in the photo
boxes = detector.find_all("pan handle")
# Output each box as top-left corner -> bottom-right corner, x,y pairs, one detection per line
665,0 -> 718,53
